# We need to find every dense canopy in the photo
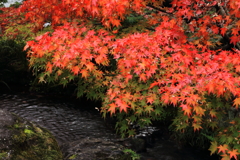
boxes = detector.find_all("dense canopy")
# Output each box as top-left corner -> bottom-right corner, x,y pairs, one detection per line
1,0 -> 240,159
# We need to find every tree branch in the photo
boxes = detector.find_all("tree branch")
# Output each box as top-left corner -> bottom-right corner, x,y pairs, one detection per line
146,4 -> 173,16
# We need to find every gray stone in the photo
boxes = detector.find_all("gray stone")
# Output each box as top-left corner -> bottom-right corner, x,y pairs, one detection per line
0,109 -> 15,127
0,109 -> 16,151
0,109 -> 63,160
62,137 -> 127,160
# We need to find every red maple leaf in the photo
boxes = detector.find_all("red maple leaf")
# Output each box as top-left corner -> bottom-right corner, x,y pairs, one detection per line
230,36 -> 239,45
108,103 -> 117,115
217,144 -> 229,154
72,66 -> 80,75
80,69 -> 88,78
233,98 -> 240,109
228,149 -> 239,160
86,62 -> 95,71
180,104 -> 192,116
220,27 -> 228,36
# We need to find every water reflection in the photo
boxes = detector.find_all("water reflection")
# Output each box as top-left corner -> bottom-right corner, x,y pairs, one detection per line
0,94 -> 219,160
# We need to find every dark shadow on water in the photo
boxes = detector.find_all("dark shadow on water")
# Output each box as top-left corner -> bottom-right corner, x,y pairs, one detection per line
0,89 -> 221,160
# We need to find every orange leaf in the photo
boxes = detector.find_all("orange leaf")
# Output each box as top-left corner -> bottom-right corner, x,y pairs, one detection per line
221,27 -> 228,36
72,66 -> 80,75
147,97 -> 154,104
236,20 -> 240,28
180,104 -> 192,116
161,93 -> 170,104
235,65 -> 240,72
86,62 -> 95,71
218,144 -> 229,154
228,149 -> 239,160
111,19 -> 121,27
115,98 -> 129,112
46,62 -> 53,73
192,122 -> 202,132
210,110 -> 217,118
230,36 -> 239,46
112,30 -> 118,34
231,28 -> 239,36
98,46 -> 108,55
120,102 -> 129,113
139,73 -> 147,81
108,103 -> 117,115
80,69 -> 88,78
149,81 -> 159,89
194,106 -> 205,116
233,98 -> 240,109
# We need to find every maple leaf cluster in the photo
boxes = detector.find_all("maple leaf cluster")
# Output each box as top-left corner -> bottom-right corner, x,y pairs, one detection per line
2,0 -> 240,159
0,6 -> 39,40
25,23 -> 113,80
0,7 -> 22,36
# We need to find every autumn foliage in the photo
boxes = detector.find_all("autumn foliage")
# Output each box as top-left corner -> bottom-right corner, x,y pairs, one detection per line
1,0 -> 240,159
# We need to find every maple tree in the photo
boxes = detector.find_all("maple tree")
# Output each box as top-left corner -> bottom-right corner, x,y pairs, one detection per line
0,0 -> 7,7
1,0 -> 240,159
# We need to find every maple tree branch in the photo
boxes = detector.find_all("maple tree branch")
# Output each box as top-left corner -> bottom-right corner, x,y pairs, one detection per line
217,2 -> 229,16
215,2 -> 240,50
223,34 -> 240,50
103,74 -> 117,77
145,27 -> 155,31
146,4 -> 173,16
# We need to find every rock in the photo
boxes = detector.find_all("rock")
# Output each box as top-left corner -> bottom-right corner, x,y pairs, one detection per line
0,109 -> 15,151
61,137 -> 134,160
118,138 -> 147,153
0,109 -> 63,160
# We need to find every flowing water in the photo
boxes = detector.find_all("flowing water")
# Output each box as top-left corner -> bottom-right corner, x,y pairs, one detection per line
0,94 -> 117,145
0,93 -> 219,160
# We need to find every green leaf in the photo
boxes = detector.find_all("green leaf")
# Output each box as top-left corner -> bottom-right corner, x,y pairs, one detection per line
120,124 -> 128,132
209,141 -> 218,155
154,106 -> 163,116
140,117 -> 151,126
129,115 -> 137,122
68,74 -> 75,81
226,136 -> 234,144
68,154 -> 77,159
60,78 -> 68,87
24,129 -> 34,135
144,105 -> 153,113
128,129 -> 136,137
208,121 -> 218,130
201,133 -> 214,141
136,107 -> 143,115
219,135 -> 227,143
140,100 -> 147,107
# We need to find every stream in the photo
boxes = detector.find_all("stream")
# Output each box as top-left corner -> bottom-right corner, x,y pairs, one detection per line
0,93 -> 219,160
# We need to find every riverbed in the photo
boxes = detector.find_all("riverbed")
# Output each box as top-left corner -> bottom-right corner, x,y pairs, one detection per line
0,93 -> 219,160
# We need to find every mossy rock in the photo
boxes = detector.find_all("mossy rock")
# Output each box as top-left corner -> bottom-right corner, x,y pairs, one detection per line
0,109 -> 63,160
61,137 -> 138,160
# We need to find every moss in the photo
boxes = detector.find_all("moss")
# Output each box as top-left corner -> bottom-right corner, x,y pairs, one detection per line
5,114 -> 63,160
0,152 -> 8,159
68,154 -> 77,159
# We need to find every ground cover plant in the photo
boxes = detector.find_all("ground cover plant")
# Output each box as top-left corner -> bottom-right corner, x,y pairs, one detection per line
1,0 -> 240,159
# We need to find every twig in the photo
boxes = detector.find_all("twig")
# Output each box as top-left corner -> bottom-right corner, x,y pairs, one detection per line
146,4 -> 173,16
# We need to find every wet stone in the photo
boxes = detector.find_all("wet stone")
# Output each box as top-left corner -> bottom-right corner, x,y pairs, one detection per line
0,94 -> 218,160
61,137 -> 126,160
0,109 -> 63,160
0,94 -> 125,159
0,109 -> 16,151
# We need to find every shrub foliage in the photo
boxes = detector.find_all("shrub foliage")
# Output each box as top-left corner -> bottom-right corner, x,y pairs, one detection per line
1,0 -> 240,159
